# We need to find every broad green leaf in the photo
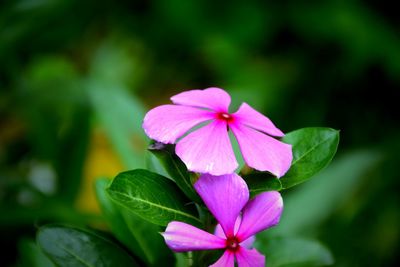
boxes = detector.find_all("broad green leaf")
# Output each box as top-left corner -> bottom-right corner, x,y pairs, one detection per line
146,151 -> 170,178
256,236 -> 333,267
280,127 -> 339,189
107,169 -> 201,227
95,178 -> 148,264
243,172 -> 282,197
96,178 -> 174,266
121,209 -> 175,266
148,143 -> 200,202
37,225 -> 139,267
271,150 -> 382,236
18,239 -> 55,267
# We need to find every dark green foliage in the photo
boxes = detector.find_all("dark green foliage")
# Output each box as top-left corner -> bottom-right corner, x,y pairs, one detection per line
280,128 -> 340,189
148,143 -> 201,202
107,169 -> 201,227
36,225 -> 139,267
1,0 -> 399,266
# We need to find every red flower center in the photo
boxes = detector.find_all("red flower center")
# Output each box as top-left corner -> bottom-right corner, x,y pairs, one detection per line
216,112 -> 234,123
226,236 -> 240,252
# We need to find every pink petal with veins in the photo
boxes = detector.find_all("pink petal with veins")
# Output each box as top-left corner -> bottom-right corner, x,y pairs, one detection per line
162,221 -> 226,252
195,173 -> 249,238
233,102 -> 284,137
143,104 -> 214,144
236,191 -> 283,241
231,123 -> 292,177
235,247 -> 265,267
239,236 -> 256,249
176,120 -> 238,175
171,87 -> 231,112
210,250 -> 235,267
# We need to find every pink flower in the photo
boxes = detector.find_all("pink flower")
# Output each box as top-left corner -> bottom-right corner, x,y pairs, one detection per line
162,173 -> 283,267
143,87 -> 292,177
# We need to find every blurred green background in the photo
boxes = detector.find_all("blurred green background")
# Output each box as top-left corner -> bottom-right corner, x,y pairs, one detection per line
0,0 -> 399,266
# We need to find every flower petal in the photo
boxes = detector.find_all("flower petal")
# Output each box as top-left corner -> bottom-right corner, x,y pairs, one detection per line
230,123 -> 292,177
162,221 -> 226,252
233,102 -> 284,137
216,215 -> 256,248
171,87 -> 231,112
214,216 -> 242,239
235,247 -> 265,267
214,223 -> 226,239
194,173 -> 249,238
176,120 -> 238,175
210,250 -> 235,267
240,236 -> 256,249
236,191 -> 283,241
143,104 -> 214,144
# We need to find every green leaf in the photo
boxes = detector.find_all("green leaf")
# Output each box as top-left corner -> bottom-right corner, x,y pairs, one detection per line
95,178 -> 174,266
244,172 -> 282,197
280,127 -> 340,189
18,239 -> 55,267
107,169 -> 201,227
121,210 -> 175,266
148,143 -> 200,202
256,236 -> 333,267
95,178 -> 148,264
37,225 -> 139,267
270,150 -> 382,236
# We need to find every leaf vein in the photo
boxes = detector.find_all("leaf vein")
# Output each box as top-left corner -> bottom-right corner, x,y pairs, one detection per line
58,245 -> 94,267
291,134 -> 335,165
110,191 -> 201,223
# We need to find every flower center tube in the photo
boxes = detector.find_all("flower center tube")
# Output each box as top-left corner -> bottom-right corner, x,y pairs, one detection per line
225,237 -> 240,252
216,112 -> 235,123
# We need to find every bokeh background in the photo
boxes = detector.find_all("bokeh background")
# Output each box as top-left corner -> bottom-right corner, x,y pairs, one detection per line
1,0 -> 399,266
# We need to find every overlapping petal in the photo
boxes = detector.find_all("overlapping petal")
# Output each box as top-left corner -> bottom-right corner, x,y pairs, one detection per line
162,221 -> 226,252
194,173 -> 249,238
233,102 -> 284,137
214,218 -> 240,240
236,191 -> 283,241
143,88 -> 293,176
210,250 -> 235,267
214,217 -> 255,249
171,87 -> 231,112
214,223 -> 226,240
235,247 -> 265,267
239,236 -> 256,249
176,120 -> 238,175
143,104 -> 214,144
230,123 -> 292,177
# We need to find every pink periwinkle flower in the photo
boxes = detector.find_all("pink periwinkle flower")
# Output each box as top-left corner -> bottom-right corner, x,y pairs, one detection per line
162,173 -> 283,267
143,87 -> 292,177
